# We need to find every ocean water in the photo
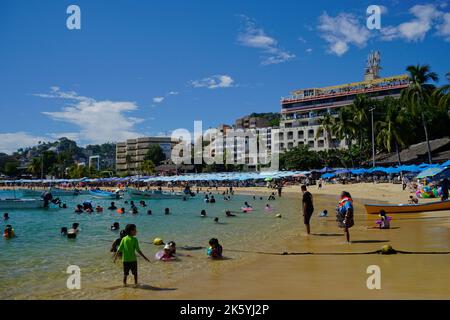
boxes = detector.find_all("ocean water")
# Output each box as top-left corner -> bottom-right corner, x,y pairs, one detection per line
0,190 -> 301,299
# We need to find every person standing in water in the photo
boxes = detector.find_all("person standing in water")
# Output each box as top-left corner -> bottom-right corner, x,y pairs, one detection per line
336,191 -> 354,243
301,185 -> 314,235
114,224 -> 150,287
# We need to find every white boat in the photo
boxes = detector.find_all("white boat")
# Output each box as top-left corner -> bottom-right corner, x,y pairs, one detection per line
0,198 -> 45,210
126,188 -> 187,200
89,189 -> 121,199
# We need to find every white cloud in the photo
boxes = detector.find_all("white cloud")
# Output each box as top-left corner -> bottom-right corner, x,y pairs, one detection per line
153,97 -> 165,103
318,12 -> 370,56
191,75 -> 234,89
305,48 -> 313,53
381,4 -> 449,42
437,12 -> 450,40
0,132 -> 48,154
238,15 -> 295,65
168,91 -> 179,96
36,87 -> 143,145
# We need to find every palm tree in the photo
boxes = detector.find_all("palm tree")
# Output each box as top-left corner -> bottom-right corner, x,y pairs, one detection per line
402,64 -> 439,163
138,160 -> 155,175
28,157 -> 41,177
376,98 -> 408,165
349,95 -> 372,163
433,71 -> 450,115
316,113 -> 336,146
333,107 -> 357,167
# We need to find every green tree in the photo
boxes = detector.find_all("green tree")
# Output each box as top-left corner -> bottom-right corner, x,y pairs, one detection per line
138,160 -> 156,175
333,107 -> 357,167
349,95 -> 372,163
402,64 -> 439,163
28,157 -> 42,177
4,162 -> 19,177
144,145 -> 166,166
316,113 -> 336,146
376,98 -> 408,165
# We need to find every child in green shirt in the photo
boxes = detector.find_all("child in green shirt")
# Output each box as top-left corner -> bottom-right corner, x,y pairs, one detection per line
114,224 -> 150,287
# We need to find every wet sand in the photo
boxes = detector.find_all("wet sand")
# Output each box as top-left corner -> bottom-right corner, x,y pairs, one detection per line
103,183 -> 450,300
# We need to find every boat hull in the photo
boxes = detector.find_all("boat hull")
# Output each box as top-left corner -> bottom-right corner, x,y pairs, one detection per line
89,190 -> 119,199
364,200 -> 450,214
0,198 -> 45,210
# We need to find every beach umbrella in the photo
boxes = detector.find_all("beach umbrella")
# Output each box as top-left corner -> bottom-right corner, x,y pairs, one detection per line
350,168 -> 367,175
318,166 -> 334,173
441,160 -> 450,167
321,173 -> 335,179
416,167 -> 446,179
334,169 -> 351,175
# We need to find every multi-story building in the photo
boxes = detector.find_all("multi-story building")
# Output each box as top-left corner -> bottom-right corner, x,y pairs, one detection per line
235,114 -> 271,130
116,137 -> 177,174
278,51 -> 410,152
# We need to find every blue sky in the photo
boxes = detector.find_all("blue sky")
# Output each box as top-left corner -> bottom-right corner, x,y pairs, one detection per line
0,0 -> 449,153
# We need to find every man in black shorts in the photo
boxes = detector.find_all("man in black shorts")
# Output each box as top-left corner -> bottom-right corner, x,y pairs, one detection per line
301,185 -> 314,234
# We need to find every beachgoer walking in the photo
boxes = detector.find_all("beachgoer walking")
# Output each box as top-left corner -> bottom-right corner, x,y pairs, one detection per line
301,185 -> 314,235
336,191 -> 354,243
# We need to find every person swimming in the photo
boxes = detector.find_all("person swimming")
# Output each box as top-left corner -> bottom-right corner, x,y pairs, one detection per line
117,207 -> 125,214
244,202 -> 252,208
139,201 -> 147,207
67,223 -> 79,239
209,196 -> 216,203
75,204 -> 84,214
108,202 -> 117,210
111,222 -> 120,231
61,227 -> 68,236
201,210 -> 207,217
96,206 -> 103,213
147,209 -> 152,215
131,207 -> 139,214
165,208 -> 170,215
3,213 -> 9,220
214,217 -> 219,223
110,230 -> 126,253
225,210 -> 236,217
207,238 -> 223,259
3,225 -> 15,239
167,241 -> 177,255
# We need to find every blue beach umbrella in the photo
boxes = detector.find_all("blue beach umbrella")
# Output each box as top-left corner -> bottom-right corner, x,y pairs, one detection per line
416,167 -> 446,179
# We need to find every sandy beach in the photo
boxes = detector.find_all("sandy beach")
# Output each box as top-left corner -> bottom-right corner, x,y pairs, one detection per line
83,182 -> 449,300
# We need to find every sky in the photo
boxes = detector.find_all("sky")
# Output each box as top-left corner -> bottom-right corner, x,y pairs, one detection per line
0,0 -> 449,154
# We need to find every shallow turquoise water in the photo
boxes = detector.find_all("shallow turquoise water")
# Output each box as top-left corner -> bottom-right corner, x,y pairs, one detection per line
0,190 -> 299,299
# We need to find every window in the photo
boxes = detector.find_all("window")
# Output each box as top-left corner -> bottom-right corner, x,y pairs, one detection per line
318,140 -> 325,148
298,131 -> 304,139
308,129 -> 315,138
308,141 -> 315,148
287,131 -> 294,140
